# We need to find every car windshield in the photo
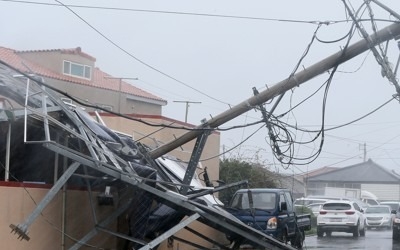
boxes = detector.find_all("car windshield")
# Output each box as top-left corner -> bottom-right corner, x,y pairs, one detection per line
365,206 -> 390,214
309,205 -> 321,212
230,192 -> 277,210
322,203 -> 351,210
381,203 -> 399,211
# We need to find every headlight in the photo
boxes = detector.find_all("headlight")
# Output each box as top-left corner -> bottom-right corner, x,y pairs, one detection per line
267,217 -> 277,230
394,218 -> 400,223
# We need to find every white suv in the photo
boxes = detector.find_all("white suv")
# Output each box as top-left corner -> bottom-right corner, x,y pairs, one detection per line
317,200 -> 366,237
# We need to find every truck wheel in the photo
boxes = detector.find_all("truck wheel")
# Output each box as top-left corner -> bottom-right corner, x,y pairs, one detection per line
280,230 -> 288,244
291,230 -> 304,249
317,227 -> 324,238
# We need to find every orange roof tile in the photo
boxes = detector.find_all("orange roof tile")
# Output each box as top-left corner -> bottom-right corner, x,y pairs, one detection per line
0,46 -> 166,104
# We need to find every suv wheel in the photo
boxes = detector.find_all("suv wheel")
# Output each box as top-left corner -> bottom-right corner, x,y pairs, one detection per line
360,223 -> 366,237
353,222 -> 360,237
393,228 -> 400,241
317,227 -> 324,238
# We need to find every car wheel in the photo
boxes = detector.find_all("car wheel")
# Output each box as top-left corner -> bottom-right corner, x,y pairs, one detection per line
280,230 -> 288,244
393,228 -> 400,241
291,229 -> 304,249
360,224 -> 366,237
353,222 -> 360,237
317,227 -> 324,238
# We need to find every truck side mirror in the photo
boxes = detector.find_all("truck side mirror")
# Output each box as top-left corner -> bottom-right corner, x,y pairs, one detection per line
281,202 -> 287,211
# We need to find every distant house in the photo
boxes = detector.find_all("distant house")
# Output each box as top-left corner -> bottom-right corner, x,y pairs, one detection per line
305,159 -> 400,201
0,46 -> 167,115
275,174 -> 306,200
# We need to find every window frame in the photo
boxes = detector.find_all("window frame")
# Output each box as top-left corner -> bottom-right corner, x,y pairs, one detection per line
63,60 -> 92,80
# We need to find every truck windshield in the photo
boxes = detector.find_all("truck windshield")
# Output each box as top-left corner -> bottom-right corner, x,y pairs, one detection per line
230,192 -> 277,210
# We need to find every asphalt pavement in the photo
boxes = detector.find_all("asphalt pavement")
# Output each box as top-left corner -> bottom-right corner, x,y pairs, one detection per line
304,228 -> 399,250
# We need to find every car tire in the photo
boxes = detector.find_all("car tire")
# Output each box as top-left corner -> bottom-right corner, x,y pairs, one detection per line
317,227 -> 324,238
393,228 -> 400,241
360,224 -> 366,237
291,229 -> 304,249
353,223 -> 360,238
280,229 -> 288,244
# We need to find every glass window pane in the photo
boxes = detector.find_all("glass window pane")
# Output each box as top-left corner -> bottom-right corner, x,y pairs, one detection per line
63,61 -> 70,74
71,63 -> 84,77
84,66 -> 91,79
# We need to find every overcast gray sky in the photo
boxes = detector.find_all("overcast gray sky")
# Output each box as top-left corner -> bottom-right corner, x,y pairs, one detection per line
2,0 -> 400,176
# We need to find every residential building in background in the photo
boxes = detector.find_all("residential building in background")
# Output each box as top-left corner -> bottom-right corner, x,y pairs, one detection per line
305,159 -> 400,201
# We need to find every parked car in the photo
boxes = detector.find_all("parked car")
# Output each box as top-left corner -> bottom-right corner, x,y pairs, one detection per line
294,197 -> 329,206
392,207 -> 400,240
364,205 -> 393,229
317,200 -> 366,237
225,188 -> 311,248
380,201 -> 400,213
362,198 -> 380,206
307,203 -> 324,217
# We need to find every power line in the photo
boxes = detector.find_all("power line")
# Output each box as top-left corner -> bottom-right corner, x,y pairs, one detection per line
0,0 -> 348,25
54,0 -> 231,107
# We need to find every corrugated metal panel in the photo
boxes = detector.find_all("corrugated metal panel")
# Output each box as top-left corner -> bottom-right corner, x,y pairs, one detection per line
361,184 -> 400,201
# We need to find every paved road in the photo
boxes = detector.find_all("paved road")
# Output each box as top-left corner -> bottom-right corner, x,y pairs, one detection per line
304,229 -> 400,250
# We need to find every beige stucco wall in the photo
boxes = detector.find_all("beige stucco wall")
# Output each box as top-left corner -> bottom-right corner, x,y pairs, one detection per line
17,50 -> 95,75
0,185 -> 116,250
48,78 -> 162,116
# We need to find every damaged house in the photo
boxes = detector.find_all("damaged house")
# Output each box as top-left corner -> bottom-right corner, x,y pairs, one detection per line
0,47 -> 292,250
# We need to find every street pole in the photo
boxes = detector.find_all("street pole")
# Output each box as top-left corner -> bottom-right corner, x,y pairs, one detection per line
149,22 -> 400,159
173,100 -> 202,123
104,76 -> 138,113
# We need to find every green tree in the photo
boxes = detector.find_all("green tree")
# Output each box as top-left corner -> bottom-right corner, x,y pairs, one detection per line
219,158 -> 277,204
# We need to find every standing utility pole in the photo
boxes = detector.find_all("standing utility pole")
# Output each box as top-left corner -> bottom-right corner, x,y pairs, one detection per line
173,100 -> 201,123
104,77 -> 138,113
359,143 -> 367,162
149,22 -> 400,159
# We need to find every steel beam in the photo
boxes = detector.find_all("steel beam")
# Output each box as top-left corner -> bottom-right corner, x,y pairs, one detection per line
138,213 -> 200,250
180,131 -> 210,195
10,162 -> 80,241
68,199 -> 134,250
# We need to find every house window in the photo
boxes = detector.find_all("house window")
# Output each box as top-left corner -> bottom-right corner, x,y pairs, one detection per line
63,61 -> 91,80
96,104 -> 113,113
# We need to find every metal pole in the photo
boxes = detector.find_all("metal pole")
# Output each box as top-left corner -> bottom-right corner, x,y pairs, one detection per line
5,122 -> 11,181
104,77 -> 138,114
173,101 -> 201,123
149,22 -> 400,159
10,162 -> 80,241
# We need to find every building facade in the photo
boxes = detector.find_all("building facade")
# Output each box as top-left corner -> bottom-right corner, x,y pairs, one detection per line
305,159 -> 400,201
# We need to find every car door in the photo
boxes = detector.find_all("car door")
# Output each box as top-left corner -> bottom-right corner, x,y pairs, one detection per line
283,191 -> 296,235
353,202 -> 364,227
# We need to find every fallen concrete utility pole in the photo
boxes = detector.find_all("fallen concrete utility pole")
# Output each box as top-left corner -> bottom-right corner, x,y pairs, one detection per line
149,22 -> 400,159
